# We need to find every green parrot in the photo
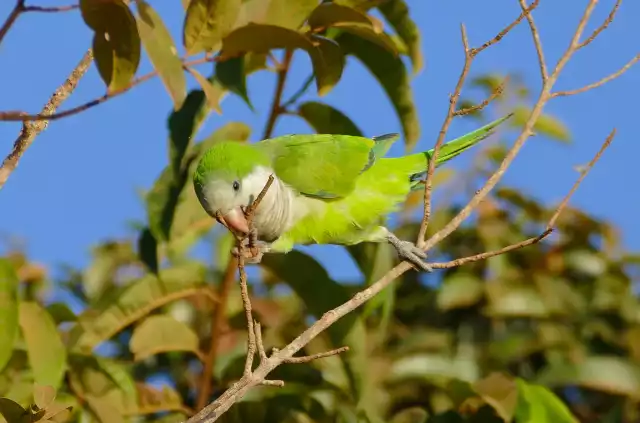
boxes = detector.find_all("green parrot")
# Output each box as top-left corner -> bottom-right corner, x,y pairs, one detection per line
193,114 -> 512,270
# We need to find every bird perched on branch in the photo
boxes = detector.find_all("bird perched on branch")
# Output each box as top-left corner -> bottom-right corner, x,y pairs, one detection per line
193,114 -> 512,271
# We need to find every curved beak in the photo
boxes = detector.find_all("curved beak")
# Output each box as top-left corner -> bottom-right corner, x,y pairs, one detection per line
220,206 -> 249,235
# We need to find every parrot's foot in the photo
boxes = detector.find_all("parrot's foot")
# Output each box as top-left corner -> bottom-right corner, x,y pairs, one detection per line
386,233 -> 432,272
232,239 -> 272,264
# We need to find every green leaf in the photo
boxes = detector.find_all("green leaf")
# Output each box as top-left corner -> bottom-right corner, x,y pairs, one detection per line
297,101 -> 363,135
515,378 -> 578,423
307,35 -> 345,96
436,272 -> 484,311
333,0 -> 382,11
168,88 -> 213,179
511,106 -> 571,143
330,22 -> 398,55
129,314 -> 200,361
183,0 -> 242,55
136,0 -> 187,110
307,2 -> 374,29
68,262 -> 207,352
261,251 -> 357,346
215,56 -> 253,110
378,0 -> 423,73
221,23 -> 313,56
336,32 -> 419,149
81,0 -> 141,91
137,227 -> 159,274
0,258 -> 19,372
46,302 -> 77,324
0,398 -> 29,423
536,355 -> 640,397
188,68 -> 226,114
18,302 -> 67,389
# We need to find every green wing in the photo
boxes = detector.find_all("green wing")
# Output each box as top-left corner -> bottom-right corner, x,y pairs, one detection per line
257,133 -> 399,199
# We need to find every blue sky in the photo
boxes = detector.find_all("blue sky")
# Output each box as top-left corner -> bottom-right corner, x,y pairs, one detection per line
1,0 -> 638,286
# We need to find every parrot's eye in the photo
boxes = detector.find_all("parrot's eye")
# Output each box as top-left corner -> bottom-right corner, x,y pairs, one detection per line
232,180 -> 240,191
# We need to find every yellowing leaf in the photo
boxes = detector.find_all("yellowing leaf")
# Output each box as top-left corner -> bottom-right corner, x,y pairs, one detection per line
298,101 -> 362,135
81,0 -> 141,91
221,23 -> 313,56
136,0 -> 187,110
473,373 -> 518,422
0,258 -> 19,372
130,315 -> 200,361
18,302 -> 67,389
134,384 -> 185,415
33,384 -> 56,410
67,262 -> 207,352
337,32 -> 419,149
183,0 -> 241,55
187,68 -> 226,114
308,35 -> 345,96
263,0 -> 318,29
512,106 -> 571,143
378,0 -> 423,73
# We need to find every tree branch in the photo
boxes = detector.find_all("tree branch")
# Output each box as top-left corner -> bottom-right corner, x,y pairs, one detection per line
551,54 -> 640,98
518,0 -> 548,83
195,256 -> 237,410
0,49 -> 93,190
0,0 -> 25,46
417,0 -> 539,245
262,49 -> 294,139
0,55 -> 220,123
184,1 -> 627,421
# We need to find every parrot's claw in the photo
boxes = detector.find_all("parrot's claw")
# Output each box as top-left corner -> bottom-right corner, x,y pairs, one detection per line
231,238 -> 271,264
386,233 -> 432,272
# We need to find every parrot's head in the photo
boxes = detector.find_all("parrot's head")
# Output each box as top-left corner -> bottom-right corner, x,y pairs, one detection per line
193,142 -> 273,235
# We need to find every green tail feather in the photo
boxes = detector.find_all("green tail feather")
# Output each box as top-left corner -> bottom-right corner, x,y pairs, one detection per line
407,113 -> 513,190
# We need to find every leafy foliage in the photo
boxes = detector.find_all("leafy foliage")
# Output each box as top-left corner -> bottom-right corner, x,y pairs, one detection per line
1,1 -> 637,423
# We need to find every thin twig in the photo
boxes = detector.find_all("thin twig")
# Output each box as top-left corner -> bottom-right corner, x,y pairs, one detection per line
254,322 -> 268,362
416,25 -> 471,246
577,0 -> 621,50
417,3 -> 528,245
238,254 -> 256,377
262,49 -> 294,139
552,54 -> 640,98
0,54 -> 219,123
0,49 -> 93,190
470,0 -> 540,56
518,0 -> 548,83
454,77 -> 507,116
432,127 -> 616,269
545,128 -> 616,228
23,4 -> 78,12
422,0 -> 600,252
0,0 -> 24,46
431,229 -> 553,269
195,256 -> 237,410
283,346 -> 350,364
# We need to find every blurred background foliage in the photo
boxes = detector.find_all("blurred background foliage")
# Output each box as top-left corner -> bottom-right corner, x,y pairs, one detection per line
1,0 -> 638,422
